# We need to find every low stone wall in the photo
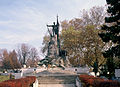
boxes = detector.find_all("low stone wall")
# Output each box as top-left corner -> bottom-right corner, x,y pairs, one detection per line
14,73 -> 23,79
35,68 -> 47,73
21,68 -> 34,74
65,67 -> 89,74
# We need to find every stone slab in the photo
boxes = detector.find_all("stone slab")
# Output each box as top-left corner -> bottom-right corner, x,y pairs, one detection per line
39,84 -> 75,87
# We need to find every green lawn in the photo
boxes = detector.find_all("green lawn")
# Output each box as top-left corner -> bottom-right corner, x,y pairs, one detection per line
0,75 -> 10,82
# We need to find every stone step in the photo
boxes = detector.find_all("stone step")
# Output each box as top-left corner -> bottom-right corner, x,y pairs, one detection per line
37,75 -> 77,84
38,84 -> 76,87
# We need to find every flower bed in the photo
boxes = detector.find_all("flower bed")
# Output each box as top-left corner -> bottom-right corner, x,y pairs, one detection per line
0,76 -> 36,87
79,75 -> 120,87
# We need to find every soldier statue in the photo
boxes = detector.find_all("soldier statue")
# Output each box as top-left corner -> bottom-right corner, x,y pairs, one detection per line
39,16 -> 71,68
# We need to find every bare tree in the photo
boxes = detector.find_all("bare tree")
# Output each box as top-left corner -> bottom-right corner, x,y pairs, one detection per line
29,47 -> 39,61
16,43 -> 30,66
16,43 -> 39,67
9,50 -> 21,69
81,6 -> 106,28
1,49 -> 10,70
27,47 -> 39,67
0,49 -> 21,70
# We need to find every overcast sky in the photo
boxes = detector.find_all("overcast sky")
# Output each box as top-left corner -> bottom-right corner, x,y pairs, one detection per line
0,0 -> 106,53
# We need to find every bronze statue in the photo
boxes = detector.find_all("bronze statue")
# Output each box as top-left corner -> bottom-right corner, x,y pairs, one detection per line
39,16 -> 71,68
47,16 -> 60,56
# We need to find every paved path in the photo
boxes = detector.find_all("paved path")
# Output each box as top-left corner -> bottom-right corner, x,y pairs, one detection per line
39,84 -> 75,87
38,75 -> 77,84
37,70 -> 77,87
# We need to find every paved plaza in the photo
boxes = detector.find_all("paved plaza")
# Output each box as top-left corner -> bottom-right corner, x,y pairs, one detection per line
36,69 -> 77,87
39,84 -> 75,87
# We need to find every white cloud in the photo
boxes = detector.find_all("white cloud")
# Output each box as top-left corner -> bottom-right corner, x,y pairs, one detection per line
0,6 -> 48,45
0,41 -> 12,44
0,20 -> 13,25
0,0 -> 106,51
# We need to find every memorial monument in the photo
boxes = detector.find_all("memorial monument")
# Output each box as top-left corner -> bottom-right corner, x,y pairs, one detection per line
39,16 -> 70,68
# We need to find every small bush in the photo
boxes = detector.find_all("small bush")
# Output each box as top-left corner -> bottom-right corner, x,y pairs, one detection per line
79,75 -> 120,87
0,76 -> 36,87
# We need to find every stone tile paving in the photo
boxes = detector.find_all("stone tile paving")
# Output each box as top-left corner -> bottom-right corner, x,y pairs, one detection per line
36,69 -> 77,87
39,84 -> 75,87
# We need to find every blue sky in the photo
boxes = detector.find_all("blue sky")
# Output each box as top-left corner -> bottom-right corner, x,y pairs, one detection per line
0,0 -> 106,53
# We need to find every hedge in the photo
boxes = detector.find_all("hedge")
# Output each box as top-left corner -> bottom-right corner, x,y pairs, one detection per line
79,74 -> 120,87
0,76 -> 36,87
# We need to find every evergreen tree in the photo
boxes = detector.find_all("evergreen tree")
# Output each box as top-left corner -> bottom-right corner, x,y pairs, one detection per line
99,0 -> 120,78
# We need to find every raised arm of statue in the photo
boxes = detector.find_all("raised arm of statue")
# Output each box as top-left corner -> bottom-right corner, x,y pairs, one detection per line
47,22 -> 55,27
47,25 -> 53,27
47,22 -> 56,36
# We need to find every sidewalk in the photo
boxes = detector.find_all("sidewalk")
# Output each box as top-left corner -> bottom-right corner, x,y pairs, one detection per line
39,84 -> 75,87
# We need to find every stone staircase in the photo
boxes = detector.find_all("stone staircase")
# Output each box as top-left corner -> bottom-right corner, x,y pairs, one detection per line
37,75 -> 77,84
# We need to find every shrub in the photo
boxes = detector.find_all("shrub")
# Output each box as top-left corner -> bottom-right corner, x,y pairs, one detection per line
0,76 -> 36,87
79,75 -> 120,87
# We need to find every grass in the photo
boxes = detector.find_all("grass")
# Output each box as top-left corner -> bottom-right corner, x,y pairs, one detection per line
0,75 -> 10,82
